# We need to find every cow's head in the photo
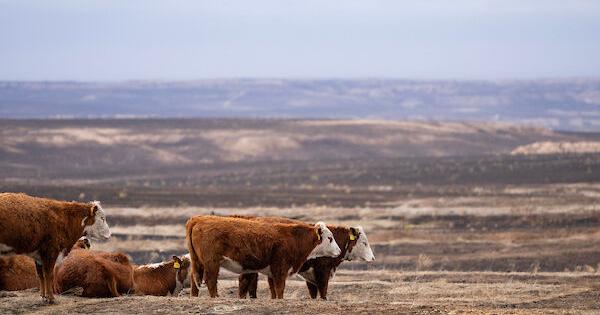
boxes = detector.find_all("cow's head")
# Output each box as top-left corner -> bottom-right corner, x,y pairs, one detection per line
83,201 -> 111,240
172,255 -> 191,296
345,226 -> 375,262
308,222 -> 341,259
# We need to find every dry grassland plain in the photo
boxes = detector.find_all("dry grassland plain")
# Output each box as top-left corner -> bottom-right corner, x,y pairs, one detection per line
1,119 -> 600,314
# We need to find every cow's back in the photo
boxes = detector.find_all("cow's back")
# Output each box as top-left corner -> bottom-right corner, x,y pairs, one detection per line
0,255 -> 38,291
0,193 -> 60,252
189,216 -> 283,267
55,250 -> 134,297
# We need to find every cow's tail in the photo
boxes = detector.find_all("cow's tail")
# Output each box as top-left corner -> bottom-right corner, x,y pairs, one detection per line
186,219 -> 203,296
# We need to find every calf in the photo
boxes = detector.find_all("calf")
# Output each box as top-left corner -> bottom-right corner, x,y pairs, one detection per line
0,237 -> 91,291
54,250 -> 134,298
234,217 -> 375,299
294,225 -> 374,300
0,255 -> 37,291
0,193 -> 110,303
133,255 -> 190,296
186,215 -> 341,299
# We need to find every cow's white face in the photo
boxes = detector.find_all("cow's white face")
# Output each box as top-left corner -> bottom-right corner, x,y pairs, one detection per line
83,201 -> 111,240
345,226 -> 375,262
308,222 -> 341,259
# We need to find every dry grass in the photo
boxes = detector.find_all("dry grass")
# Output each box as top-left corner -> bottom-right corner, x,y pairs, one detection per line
2,271 -> 598,314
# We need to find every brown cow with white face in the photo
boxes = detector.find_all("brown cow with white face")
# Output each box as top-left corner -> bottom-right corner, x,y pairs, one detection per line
0,193 -> 111,303
54,250 -> 134,298
229,217 -> 375,300
0,237 -> 91,291
186,215 -> 341,299
133,255 -> 191,296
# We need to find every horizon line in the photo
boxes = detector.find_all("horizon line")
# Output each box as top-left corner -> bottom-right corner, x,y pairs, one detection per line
2,76 -> 600,84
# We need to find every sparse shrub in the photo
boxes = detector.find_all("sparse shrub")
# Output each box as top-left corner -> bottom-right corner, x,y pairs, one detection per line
584,265 -> 595,273
531,262 -> 540,274
416,254 -> 433,271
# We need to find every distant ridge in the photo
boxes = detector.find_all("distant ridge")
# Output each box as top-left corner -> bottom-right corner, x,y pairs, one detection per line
1,79 -> 599,131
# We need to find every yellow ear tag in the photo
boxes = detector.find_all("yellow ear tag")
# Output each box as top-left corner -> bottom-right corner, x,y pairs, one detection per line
349,233 -> 356,241
173,261 -> 181,269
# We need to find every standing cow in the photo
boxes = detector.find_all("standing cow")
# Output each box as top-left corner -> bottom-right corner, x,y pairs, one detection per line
229,216 -> 375,300
0,193 -> 111,303
186,215 -> 341,299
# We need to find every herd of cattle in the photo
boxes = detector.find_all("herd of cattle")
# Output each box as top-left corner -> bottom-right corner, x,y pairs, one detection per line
0,192 -> 375,304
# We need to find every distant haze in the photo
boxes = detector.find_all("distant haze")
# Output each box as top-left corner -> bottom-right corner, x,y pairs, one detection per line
1,79 -> 600,131
1,1 -> 599,80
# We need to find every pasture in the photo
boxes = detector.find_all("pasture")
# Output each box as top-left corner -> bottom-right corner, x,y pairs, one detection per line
1,119 -> 600,313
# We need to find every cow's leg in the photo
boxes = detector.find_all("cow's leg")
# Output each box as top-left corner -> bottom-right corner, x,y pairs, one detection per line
108,276 -> 120,297
317,276 -> 330,300
248,273 -> 258,299
34,260 -> 46,298
272,275 -> 286,299
41,259 -> 57,303
238,274 -> 250,298
267,277 -> 276,299
269,264 -> 287,300
204,261 -> 220,298
306,281 -> 318,299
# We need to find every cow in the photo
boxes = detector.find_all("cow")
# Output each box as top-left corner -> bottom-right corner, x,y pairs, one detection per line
229,216 -> 375,300
0,193 -> 111,303
298,225 -> 374,299
0,237 -> 91,291
186,215 -> 341,299
133,255 -> 191,296
54,250 -> 134,298
0,255 -> 37,291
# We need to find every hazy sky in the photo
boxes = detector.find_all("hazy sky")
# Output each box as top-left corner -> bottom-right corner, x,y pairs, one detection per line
1,1 -> 599,81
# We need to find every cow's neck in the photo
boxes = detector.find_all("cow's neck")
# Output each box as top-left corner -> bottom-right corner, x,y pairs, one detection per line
56,202 -> 90,252
288,225 -> 320,272
330,226 -> 351,265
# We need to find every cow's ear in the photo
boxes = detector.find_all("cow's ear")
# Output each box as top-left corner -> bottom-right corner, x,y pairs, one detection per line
89,204 -> 98,217
173,255 -> 183,269
349,227 -> 359,241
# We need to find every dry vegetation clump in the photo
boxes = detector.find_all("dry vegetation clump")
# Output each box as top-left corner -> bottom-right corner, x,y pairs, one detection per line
417,254 -> 434,271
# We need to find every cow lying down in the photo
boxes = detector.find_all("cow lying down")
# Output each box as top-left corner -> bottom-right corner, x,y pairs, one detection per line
0,237 -> 91,291
54,250 -> 134,298
186,215 -> 341,298
133,255 -> 191,296
237,218 -> 375,299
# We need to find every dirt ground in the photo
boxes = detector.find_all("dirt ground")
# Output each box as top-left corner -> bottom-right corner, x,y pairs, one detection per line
2,271 -> 599,314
